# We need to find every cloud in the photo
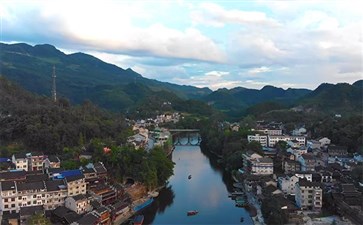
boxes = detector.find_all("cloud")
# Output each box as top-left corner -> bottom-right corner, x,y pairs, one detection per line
1,1 -> 362,90
1,1 -> 226,63
248,66 -> 272,74
191,2 -> 281,27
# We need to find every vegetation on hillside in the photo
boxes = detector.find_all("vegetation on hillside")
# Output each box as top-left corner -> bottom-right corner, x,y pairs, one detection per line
0,77 -> 174,186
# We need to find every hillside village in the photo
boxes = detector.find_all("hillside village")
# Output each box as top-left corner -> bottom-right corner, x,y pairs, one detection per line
234,121 -> 363,225
0,113 -> 180,225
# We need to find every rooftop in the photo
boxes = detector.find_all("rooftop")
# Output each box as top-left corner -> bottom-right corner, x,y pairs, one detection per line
19,205 -> 43,216
74,212 -> 99,225
0,181 -> 16,191
17,181 -> 45,191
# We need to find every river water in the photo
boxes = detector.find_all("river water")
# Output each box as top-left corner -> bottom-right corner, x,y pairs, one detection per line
141,145 -> 253,225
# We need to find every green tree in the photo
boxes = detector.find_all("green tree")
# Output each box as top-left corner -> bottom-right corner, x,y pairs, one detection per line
150,146 -> 175,185
27,212 -> 52,225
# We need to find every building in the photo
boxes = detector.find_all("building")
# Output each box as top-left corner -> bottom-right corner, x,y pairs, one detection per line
295,172 -> 313,182
65,194 -> 92,214
0,181 -> 48,213
27,152 -> 46,171
64,174 -> 87,197
295,179 -> 322,211
287,146 -> 308,158
242,151 -> 274,175
89,184 -> 117,206
71,212 -> 100,225
43,155 -> 61,169
242,151 -> 262,172
292,127 -> 307,136
283,159 -> 301,174
45,180 -> 67,210
340,183 -> 362,206
127,133 -> 148,149
307,140 -> 321,150
278,174 -> 300,195
247,134 -> 268,147
257,129 -> 283,136
93,206 -> 111,225
268,135 -> 291,147
319,137 -> 331,147
93,162 -> 107,181
298,153 -> 316,172
0,171 -> 26,182
328,146 -> 348,157
12,153 -> 28,171
268,135 -> 306,148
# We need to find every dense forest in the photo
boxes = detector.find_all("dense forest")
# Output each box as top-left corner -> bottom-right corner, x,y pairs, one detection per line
0,76 -> 174,186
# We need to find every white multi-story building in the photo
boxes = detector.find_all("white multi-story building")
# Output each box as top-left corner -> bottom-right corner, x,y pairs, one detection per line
0,181 -> 47,213
12,153 -> 28,171
268,135 -> 291,147
242,152 -> 274,175
287,147 -> 308,158
295,179 -> 322,211
0,181 -> 17,213
278,175 -> 299,195
257,129 -> 282,136
247,134 -> 268,147
251,157 -> 274,175
45,180 -> 67,210
65,194 -> 92,214
65,174 -> 87,197
268,135 -> 306,147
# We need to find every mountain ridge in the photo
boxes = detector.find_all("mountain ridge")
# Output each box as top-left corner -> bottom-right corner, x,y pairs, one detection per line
1,42 -> 361,117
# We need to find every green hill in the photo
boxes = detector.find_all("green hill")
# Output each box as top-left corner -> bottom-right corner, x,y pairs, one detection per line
203,85 -> 311,117
0,42 -> 212,112
298,81 -> 363,115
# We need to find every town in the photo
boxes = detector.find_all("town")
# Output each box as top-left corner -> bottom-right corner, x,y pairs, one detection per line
0,113 -> 181,225
230,120 -> 363,225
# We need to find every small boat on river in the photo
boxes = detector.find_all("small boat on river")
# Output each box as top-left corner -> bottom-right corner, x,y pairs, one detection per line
188,175 -> 192,179
133,215 -> 144,225
187,210 -> 198,216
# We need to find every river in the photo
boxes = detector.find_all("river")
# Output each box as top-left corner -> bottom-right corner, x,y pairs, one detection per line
140,145 -> 253,225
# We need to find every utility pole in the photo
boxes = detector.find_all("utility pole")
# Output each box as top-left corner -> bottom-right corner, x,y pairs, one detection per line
52,65 -> 57,102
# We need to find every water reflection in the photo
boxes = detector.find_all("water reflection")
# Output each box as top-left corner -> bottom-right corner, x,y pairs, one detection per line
143,185 -> 175,224
140,145 -> 252,225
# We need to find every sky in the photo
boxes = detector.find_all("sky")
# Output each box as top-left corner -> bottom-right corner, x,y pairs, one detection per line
1,0 -> 362,90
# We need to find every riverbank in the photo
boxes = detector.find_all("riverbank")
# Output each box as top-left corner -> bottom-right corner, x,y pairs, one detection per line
232,173 -> 266,225
113,184 -> 166,225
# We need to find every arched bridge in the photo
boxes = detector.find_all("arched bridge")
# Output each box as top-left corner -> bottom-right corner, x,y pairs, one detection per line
169,129 -> 201,146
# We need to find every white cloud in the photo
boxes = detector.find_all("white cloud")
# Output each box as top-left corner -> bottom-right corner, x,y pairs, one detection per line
192,2 -> 280,27
248,66 -> 272,74
1,1 -> 226,63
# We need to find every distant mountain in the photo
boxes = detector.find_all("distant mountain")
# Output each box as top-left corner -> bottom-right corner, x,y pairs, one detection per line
0,42 -> 212,112
203,85 -> 311,116
298,81 -> 363,114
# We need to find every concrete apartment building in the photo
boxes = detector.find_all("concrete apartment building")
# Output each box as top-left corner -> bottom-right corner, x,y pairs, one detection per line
65,174 -> 87,197
247,134 -> 268,147
295,179 -> 322,211
12,153 -> 28,171
65,194 -> 92,214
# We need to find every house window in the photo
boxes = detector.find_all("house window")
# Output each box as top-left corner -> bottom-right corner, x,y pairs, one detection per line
4,199 -> 8,202
11,204 -> 15,207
